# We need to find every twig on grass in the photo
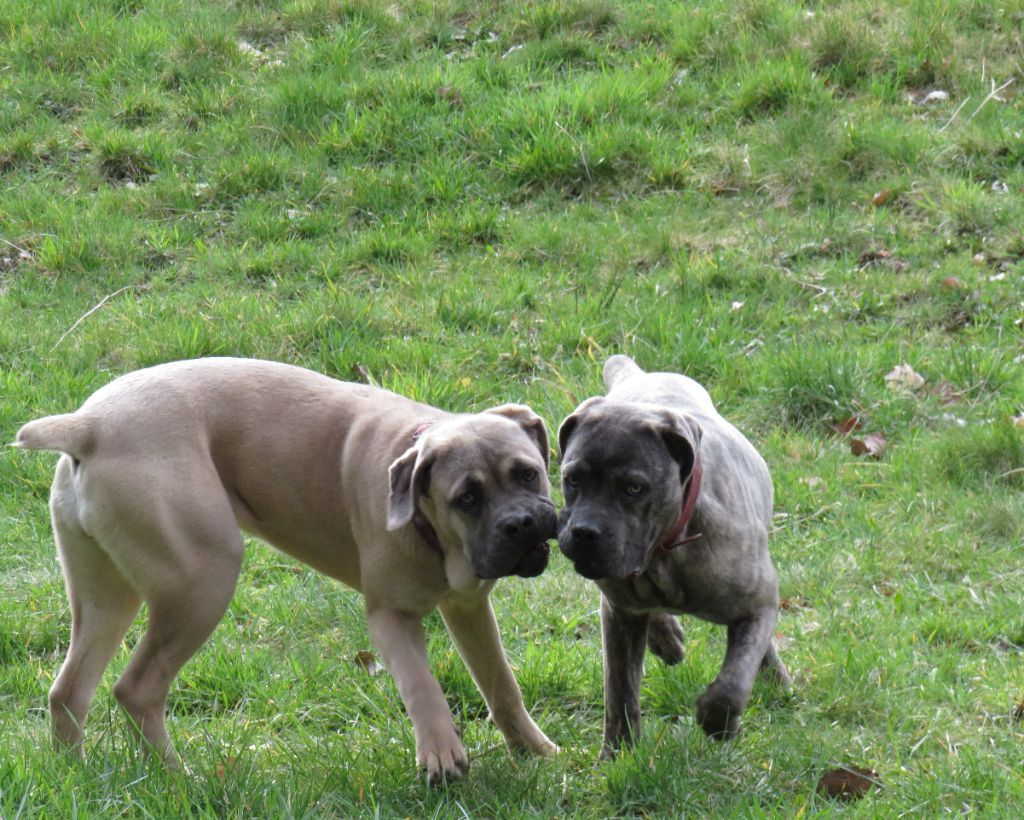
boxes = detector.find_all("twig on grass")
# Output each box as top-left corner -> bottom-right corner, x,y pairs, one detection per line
938,96 -> 971,132
1,236 -> 30,255
51,285 -> 142,351
968,77 -> 1014,121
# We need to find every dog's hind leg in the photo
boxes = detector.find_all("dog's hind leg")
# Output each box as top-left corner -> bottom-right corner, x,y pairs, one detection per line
759,640 -> 792,687
48,460 -> 141,754
646,613 -> 685,665
104,479 -> 244,768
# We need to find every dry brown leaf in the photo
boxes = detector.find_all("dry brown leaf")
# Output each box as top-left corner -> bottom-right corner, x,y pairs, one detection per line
850,432 -> 888,459
436,85 -> 464,107
941,276 -> 963,289
857,248 -> 891,266
354,650 -> 384,676
931,380 -> 962,405
884,363 -> 925,392
871,189 -> 892,207
774,630 -> 795,650
817,766 -> 880,800
829,416 -> 863,436
214,756 -> 238,779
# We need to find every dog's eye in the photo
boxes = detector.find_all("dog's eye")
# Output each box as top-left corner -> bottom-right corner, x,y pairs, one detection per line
457,491 -> 477,509
519,468 -> 537,483
564,475 -> 579,488
625,482 -> 645,497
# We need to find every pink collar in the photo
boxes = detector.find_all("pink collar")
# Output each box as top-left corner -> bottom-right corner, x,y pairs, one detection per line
654,454 -> 703,555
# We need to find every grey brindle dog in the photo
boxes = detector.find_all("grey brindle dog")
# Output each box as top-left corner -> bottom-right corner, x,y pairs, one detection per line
557,355 -> 790,752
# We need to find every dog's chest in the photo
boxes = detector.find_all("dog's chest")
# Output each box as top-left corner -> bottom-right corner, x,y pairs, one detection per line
602,560 -> 687,614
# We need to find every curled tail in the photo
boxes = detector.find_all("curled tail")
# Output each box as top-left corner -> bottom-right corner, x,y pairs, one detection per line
13,413 -> 95,460
603,354 -> 644,390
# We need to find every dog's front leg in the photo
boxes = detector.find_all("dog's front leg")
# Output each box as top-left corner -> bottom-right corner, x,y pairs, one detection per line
366,606 -> 468,784
600,595 -> 649,757
439,594 -> 557,756
695,607 -> 778,739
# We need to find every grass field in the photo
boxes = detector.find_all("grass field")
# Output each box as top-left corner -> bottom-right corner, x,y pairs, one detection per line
2,0 -> 1023,815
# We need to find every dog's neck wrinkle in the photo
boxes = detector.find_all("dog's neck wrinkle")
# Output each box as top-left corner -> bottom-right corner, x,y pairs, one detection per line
411,508 -> 444,558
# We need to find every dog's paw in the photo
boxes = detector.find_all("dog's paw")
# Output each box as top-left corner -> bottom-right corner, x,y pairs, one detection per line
525,733 -> 559,757
695,683 -> 745,740
417,729 -> 469,786
646,613 -> 685,665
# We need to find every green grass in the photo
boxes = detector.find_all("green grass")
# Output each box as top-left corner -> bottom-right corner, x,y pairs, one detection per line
2,0 -> 1023,815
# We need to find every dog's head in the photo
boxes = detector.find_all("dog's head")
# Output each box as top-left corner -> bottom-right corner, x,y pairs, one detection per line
556,397 -> 701,580
387,404 -> 556,582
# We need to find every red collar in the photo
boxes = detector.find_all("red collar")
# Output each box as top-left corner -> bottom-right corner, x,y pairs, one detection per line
654,454 -> 703,556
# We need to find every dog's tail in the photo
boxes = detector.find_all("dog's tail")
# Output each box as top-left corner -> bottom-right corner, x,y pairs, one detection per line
13,413 -> 95,460
603,355 -> 644,390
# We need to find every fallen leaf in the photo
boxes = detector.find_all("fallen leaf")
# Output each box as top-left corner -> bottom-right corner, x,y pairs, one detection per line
850,432 -> 888,459
436,85 -> 463,107
884,363 -> 925,392
857,248 -> 907,272
354,650 -> 384,676
857,248 -> 892,267
214,756 -> 238,779
817,766 -> 880,800
931,380 -> 962,404
774,630 -> 795,650
829,416 -> 863,436
941,276 -> 962,289
779,596 -> 809,611
873,578 -> 897,597
871,189 -> 892,207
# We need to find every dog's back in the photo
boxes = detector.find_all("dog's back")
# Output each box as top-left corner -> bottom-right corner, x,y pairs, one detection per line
603,354 -> 716,416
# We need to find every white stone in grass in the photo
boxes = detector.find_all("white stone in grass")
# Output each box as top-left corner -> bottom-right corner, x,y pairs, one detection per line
911,89 -> 949,105
237,41 -> 263,59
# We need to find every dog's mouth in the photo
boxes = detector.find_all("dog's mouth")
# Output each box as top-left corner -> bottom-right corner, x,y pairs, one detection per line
571,558 -> 605,580
474,540 -> 551,580
512,540 -> 550,578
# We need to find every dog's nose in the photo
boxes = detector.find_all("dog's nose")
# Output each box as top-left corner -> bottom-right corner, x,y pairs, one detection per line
500,512 -> 536,537
570,524 -> 600,544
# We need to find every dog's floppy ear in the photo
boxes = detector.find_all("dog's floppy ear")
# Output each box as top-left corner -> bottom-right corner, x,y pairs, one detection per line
485,404 -> 551,469
557,397 -> 606,459
387,444 -> 433,530
654,409 -> 702,484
